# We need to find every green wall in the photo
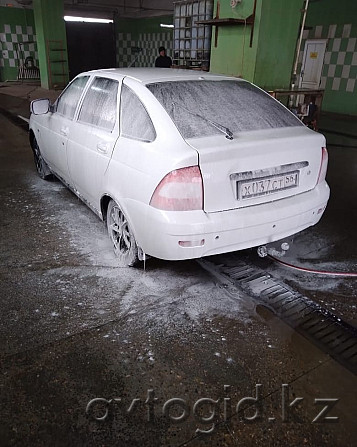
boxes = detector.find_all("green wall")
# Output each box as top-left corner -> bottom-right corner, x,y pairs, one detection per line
305,0 -> 357,115
209,0 -> 302,90
307,0 -> 357,26
0,3 -> 68,88
0,6 -> 36,82
209,0 -> 261,80
254,0 -> 302,90
209,0 -> 356,115
33,0 -> 69,89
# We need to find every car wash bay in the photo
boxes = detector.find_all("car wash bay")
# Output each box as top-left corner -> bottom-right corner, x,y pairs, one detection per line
1,0 -> 357,446
1,77 -> 357,447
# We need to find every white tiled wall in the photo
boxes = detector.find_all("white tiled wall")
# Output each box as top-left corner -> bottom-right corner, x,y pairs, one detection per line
116,32 -> 172,68
299,24 -> 356,94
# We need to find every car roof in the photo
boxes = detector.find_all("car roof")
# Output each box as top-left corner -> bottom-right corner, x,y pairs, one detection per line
79,67 -> 242,85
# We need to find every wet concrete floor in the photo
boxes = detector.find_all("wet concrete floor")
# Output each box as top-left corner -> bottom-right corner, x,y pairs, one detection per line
0,92 -> 356,446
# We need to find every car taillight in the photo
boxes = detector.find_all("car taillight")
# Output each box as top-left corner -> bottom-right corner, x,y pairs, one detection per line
317,147 -> 328,185
150,166 -> 203,211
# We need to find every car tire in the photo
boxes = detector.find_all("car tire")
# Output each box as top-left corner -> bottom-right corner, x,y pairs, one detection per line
32,136 -> 53,180
106,200 -> 139,267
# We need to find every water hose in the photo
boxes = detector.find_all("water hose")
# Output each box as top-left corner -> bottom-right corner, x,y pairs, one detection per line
268,255 -> 357,278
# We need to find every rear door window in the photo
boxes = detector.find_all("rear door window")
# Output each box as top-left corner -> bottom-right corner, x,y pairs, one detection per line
120,85 -> 156,142
78,77 -> 119,132
56,76 -> 89,119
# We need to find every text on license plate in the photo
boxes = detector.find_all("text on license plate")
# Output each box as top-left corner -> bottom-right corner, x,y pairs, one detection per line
238,171 -> 299,200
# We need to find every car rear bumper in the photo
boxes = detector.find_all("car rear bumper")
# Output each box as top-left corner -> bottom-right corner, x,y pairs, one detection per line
126,182 -> 330,261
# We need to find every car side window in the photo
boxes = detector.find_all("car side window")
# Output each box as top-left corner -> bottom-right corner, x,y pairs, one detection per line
56,76 -> 89,120
78,77 -> 118,132
120,85 -> 156,142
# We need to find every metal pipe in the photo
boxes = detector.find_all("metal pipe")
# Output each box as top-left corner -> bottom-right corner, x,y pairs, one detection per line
291,0 -> 309,89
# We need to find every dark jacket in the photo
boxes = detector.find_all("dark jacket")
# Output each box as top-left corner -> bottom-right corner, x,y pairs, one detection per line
155,55 -> 172,68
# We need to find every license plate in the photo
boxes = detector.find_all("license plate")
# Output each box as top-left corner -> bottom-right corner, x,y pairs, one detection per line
238,171 -> 299,200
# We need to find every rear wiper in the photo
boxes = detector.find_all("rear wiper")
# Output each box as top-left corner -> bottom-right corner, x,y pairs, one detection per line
172,102 -> 233,140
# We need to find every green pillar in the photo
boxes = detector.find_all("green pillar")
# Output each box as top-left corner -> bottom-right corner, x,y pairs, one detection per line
209,0 -> 262,80
33,0 -> 69,89
209,0 -> 302,90
254,0 -> 302,90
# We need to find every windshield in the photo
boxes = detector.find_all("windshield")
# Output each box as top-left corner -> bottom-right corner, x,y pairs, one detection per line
147,80 -> 302,139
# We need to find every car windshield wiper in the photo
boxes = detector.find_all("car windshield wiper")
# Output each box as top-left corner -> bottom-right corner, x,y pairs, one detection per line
172,102 -> 234,140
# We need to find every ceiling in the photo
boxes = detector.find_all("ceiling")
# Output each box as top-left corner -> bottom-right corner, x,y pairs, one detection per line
2,0 -> 176,19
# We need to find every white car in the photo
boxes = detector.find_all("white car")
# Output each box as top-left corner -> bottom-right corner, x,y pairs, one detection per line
29,68 -> 329,266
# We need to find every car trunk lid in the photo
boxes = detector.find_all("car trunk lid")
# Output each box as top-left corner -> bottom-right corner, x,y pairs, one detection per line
187,126 -> 326,213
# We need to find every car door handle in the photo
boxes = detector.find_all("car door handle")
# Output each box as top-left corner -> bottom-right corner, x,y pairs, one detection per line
60,126 -> 69,136
97,142 -> 109,154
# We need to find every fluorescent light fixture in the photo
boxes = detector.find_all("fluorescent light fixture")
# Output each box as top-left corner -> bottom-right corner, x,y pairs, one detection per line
64,16 -> 113,23
160,23 -> 174,28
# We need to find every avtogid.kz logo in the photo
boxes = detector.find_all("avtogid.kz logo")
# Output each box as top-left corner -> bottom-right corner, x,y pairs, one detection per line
86,384 -> 339,434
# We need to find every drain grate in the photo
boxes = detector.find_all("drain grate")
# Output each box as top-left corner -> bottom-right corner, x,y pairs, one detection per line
198,258 -> 357,375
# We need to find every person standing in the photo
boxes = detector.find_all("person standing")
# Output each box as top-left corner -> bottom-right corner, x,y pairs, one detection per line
155,46 -> 172,68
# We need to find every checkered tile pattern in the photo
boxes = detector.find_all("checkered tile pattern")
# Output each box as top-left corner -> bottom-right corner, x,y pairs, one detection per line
299,23 -> 356,94
116,32 -> 172,68
0,24 -> 39,70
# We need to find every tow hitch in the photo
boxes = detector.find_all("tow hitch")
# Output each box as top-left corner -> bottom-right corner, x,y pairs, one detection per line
257,242 -> 290,258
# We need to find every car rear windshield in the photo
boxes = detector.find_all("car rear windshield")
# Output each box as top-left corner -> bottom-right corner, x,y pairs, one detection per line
147,80 -> 302,139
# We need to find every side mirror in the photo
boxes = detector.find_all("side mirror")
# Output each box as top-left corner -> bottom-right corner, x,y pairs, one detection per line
31,98 -> 50,115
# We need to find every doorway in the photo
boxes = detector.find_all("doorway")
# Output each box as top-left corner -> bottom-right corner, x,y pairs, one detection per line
66,22 -> 116,80
299,39 -> 327,89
